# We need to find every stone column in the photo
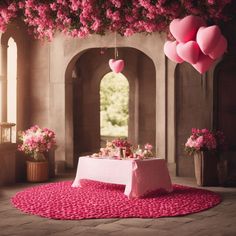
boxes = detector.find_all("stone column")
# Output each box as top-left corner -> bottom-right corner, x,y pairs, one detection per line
155,48 -> 166,159
0,43 -> 8,122
167,59 -> 177,175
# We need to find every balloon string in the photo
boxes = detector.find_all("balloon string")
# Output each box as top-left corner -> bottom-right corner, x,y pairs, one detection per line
115,32 -> 118,59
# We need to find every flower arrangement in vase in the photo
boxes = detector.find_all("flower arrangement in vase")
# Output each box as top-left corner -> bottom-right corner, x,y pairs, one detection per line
92,137 -> 154,160
184,128 -> 217,155
18,125 -> 56,182
143,143 -> 153,158
184,128 -> 226,186
18,125 -> 56,161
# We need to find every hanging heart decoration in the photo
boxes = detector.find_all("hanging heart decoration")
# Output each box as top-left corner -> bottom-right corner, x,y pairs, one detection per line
176,41 -> 200,64
192,53 -> 215,74
208,35 -> 227,60
164,41 -> 184,63
164,15 -> 228,74
196,26 -> 222,55
169,15 -> 206,43
109,59 -> 124,73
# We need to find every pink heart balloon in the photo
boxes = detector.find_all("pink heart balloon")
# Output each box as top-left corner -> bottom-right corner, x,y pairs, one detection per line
176,41 -> 200,64
164,40 -> 184,63
109,59 -> 124,73
192,53 -> 215,74
209,35 -> 227,60
170,15 -> 206,43
196,25 -> 221,55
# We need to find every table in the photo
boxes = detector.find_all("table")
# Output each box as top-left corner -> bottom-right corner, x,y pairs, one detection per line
71,156 -> 173,199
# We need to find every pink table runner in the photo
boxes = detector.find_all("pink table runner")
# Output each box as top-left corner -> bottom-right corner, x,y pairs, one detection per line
72,156 -> 173,198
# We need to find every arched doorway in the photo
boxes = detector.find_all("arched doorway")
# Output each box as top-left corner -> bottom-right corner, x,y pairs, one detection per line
71,47 -> 156,166
100,72 -> 129,146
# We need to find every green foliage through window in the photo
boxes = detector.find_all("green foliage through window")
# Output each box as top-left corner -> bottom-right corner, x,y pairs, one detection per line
100,72 -> 129,137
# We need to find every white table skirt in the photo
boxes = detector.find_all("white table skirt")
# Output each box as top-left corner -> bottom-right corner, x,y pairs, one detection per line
72,156 -> 173,199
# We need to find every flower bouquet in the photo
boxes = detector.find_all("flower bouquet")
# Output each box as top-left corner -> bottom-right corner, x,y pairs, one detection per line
92,137 -> 154,159
18,125 -> 56,161
184,128 -> 217,155
111,138 -> 132,158
184,128 -> 226,186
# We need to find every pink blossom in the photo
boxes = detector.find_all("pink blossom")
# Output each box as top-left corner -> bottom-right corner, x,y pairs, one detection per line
185,128 -> 223,155
18,125 -> 56,159
124,28 -> 135,37
144,143 -> 153,151
0,0 -> 235,39
50,3 -> 57,11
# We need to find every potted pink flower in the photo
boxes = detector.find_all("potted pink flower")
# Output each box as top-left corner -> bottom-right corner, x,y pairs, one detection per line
18,125 -> 56,182
184,128 -> 217,155
184,128 -> 225,186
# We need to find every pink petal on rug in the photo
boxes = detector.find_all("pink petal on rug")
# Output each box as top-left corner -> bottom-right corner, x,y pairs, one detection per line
11,180 -> 221,220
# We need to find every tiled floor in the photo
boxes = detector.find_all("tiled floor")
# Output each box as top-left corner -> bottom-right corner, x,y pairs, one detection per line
0,173 -> 236,236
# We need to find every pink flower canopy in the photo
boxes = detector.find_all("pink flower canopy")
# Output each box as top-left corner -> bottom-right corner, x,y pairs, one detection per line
0,0 -> 235,40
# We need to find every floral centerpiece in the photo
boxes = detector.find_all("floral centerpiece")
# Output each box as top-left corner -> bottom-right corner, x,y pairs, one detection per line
92,137 -> 154,159
112,138 -> 132,149
18,125 -> 56,161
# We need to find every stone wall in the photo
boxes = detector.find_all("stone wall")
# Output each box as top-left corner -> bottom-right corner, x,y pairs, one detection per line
28,32 -> 169,169
2,20 -> 236,179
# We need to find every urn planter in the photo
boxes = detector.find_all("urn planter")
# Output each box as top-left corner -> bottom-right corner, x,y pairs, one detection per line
26,160 -> 49,182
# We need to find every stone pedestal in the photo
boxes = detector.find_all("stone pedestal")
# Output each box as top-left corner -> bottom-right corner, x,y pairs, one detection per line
0,143 -> 17,186
194,151 -> 218,186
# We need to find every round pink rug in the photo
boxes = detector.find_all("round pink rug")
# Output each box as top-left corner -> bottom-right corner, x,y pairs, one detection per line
11,180 -> 221,220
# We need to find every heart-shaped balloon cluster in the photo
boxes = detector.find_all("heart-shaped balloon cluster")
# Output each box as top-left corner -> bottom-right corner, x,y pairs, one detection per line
164,15 -> 227,74
109,59 -> 125,73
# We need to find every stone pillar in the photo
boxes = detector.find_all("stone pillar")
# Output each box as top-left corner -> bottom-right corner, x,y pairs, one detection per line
167,59 -> 177,175
0,43 -> 8,122
155,43 -> 166,160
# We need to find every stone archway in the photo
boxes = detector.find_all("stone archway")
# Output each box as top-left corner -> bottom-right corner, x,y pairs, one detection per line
48,32 -> 168,168
69,47 -> 156,166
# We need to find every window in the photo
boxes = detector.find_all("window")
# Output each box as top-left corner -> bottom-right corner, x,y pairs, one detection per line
7,38 -> 17,142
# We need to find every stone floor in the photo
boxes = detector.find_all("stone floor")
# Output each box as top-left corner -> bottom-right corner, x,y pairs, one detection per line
0,173 -> 236,236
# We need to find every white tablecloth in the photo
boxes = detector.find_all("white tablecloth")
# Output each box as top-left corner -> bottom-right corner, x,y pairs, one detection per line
72,156 -> 173,198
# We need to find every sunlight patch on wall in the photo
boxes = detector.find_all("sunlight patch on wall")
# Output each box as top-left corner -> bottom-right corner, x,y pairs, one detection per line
7,37 -> 17,142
